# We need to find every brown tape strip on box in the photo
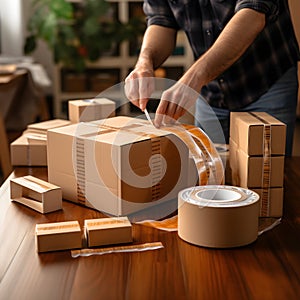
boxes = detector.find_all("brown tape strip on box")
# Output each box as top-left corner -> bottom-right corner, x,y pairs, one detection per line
86,218 -> 130,227
22,175 -> 55,191
76,137 -> 86,206
150,137 -> 162,201
261,124 -> 271,216
37,223 -> 79,232
249,112 -> 272,216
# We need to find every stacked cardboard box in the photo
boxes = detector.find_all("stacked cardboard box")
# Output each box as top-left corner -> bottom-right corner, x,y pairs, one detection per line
10,119 -> 71,166
229,112 -> 286,217
68,98 -> 116,123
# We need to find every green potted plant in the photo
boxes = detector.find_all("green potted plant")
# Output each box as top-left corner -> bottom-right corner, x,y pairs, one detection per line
24,0 -> 146,73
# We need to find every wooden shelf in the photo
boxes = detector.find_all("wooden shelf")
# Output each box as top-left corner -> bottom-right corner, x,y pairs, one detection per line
53,0 -> 193,119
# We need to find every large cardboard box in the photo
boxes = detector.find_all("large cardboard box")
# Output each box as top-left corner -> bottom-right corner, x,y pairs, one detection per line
229,138 -> 284,188
230,112 -> 286,156
47,116 -> 191,218
68,98 -> 116,123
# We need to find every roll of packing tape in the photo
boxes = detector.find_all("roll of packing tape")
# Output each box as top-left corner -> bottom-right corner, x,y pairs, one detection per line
178,185 -> 260,248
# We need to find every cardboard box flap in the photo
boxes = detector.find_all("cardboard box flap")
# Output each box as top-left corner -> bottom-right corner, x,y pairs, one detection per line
50,118 -> 175,147
11,175 -> 60,193
28,119 -> 71,132
90,116 -> 143,129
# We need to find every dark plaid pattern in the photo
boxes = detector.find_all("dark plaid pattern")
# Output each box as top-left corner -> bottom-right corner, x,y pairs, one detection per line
143,0 -> 300,109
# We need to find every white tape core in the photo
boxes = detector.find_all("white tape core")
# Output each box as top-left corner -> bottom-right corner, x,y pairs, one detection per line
196,189 -> 242,203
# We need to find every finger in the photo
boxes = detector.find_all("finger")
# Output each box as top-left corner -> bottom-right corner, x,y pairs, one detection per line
165,101 -> 177,118
139,77 -> 155,111
154,99 -> 169,128
171,94 -> 189,120
162,114 -> 176,126
161,101 -> 177,125
173,105 -> 186,120
154,112 -> 164,128
124,77 -> 140,107
131,98 -> 140,108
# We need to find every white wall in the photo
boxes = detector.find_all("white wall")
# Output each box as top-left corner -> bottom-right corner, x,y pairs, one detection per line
0,0 -> 26,56
0,0 -> 54,93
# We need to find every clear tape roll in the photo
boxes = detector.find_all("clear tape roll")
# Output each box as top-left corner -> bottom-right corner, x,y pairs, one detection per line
178,185 -> 260,248
144,109 -> 224,186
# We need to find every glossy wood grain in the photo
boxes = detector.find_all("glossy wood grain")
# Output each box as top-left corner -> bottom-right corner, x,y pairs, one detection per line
0,159 -> 300,300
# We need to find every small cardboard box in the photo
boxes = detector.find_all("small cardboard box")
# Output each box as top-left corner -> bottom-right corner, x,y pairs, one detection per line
10,175 -> 62,213
230,112 -> 286,156
229,138 -> 284,188
10,134 -> 47,166
85,217 -> 132,247
47,116 -> 190,217
68,98 -> 116,123
35,221 -> 82,253
252,187 -> 284,217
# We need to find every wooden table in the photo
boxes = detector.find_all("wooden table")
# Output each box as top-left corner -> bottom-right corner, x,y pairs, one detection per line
0,158 -> 300,300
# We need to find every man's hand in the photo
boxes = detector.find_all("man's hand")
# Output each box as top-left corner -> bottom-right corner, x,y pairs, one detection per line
125,68 -> 155,112
154,81 -> 200,127
124,25 -> 177,112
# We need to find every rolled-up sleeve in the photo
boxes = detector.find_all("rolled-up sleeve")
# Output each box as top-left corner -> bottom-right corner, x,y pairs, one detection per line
235,0 -> 279,22
143,0 -> 180,29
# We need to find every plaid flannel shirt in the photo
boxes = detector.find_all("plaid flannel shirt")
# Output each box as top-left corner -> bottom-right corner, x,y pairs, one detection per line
143,0 -> 300,109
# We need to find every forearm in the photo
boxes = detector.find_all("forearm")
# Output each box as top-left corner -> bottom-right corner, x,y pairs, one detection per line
135,25 -> 177,71
180,8 -> 266,91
